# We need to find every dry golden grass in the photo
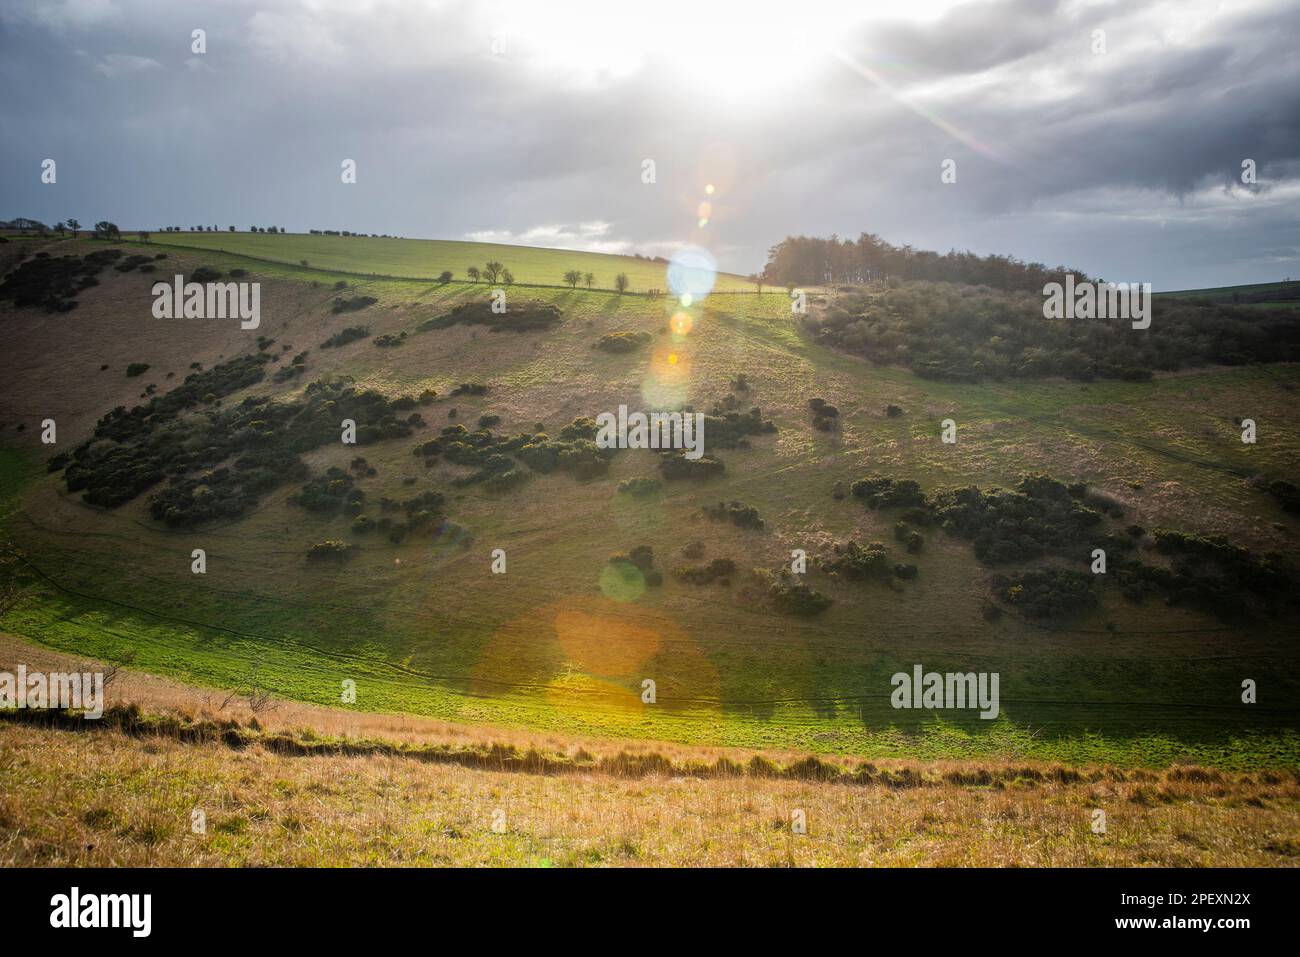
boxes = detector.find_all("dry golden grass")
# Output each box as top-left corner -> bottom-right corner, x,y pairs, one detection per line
3,636 -> 1298,867
3,717 -> 1298,867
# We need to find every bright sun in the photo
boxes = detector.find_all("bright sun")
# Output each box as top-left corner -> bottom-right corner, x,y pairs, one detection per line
493,0 -> 964,99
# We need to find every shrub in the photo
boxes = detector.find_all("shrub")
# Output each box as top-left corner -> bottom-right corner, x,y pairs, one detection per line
332,295 -> 378,314
658,450 -> 725,480
850,477 -> 926,509
762,570 -> 833,616
675,558 -> 736,585
126,363 -> 150,377
823,540 -> 897,581
806,279 -> 1300,382
594,331 -> 652,353
306,540 -> 357,562
894,521 -> 924,553
292,468 -> 364,515
320,326 -> 369,348
618,477 -> 662,496
482,468 -> 529,493
702,500 -> 764,530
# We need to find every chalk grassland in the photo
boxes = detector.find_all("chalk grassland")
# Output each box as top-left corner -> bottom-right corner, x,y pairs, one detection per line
1,641 -> 1297,867
3,720 -> 1298,866
141,231 -> 764,293
0,238 -> 1298,768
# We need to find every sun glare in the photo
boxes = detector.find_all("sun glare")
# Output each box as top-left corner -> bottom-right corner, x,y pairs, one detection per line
494,0 -> 966,97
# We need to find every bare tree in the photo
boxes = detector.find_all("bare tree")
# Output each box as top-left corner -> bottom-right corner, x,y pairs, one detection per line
614,273 -> 629,293
218,659 -> 280,714
563,269 -> 581,288
467,265 -> 481,283
584,272 -> 594,289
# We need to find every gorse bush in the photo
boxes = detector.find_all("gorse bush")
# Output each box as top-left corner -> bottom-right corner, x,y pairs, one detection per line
994,568 -> 1097,620
822,540 -> 901,582
594,331 -> 652,353
292,468 -> 364,516
0,248 -> 125,312
658,451 -> 725,480
702,501 -> 764,530
62,365 -> 425,526
306,540 -> 357,562
618,477 -> 662,496
412,418 -> 617,484
675,558 -> 736,585
754,568 -> 833,616
320,326 -> 369,348
331,295 -> 378,314
806,281 -> 1300,382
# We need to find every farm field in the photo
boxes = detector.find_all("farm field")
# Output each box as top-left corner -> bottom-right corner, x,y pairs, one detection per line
1157,279 -> 1300,308
140,231 -> 763,294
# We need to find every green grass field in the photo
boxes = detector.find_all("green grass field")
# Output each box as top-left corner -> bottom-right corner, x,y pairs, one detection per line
140,231 -> 763,294
1158,279 -> 1300,308
2,237 -> 1298,770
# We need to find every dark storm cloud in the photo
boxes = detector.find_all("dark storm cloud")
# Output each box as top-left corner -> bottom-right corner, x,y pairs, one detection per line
0,0 -> 1296,290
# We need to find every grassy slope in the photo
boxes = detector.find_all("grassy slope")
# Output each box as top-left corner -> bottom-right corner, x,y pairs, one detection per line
6,715 -> 1298,866
1,238 -> 1298,770
1157,279 -> 1300,308
3,637 -> 1297,866
143,231 -> 761,293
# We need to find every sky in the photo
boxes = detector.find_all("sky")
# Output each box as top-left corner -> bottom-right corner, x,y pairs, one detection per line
0,0 -> 1297,291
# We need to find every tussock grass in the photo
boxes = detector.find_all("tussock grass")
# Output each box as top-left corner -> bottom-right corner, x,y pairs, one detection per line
2,707 -> 1297,867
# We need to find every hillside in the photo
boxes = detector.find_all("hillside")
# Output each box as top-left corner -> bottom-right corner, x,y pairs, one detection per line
0,235 -> 1298,772
140,231 -> 761,294
1157,279 -> 1300,309
3,636 -> 1296,867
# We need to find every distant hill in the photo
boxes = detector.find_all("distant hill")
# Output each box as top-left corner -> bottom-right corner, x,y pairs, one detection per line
143,231 -> 762,294
1157,279 -> 1300,309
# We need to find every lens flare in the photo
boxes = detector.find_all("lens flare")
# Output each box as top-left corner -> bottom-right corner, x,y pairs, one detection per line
705,183 -> 715,195
670,311 -> 693,335
599,561 -> 645,602
667,244 -> 716,302
641,344 -> 693,406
